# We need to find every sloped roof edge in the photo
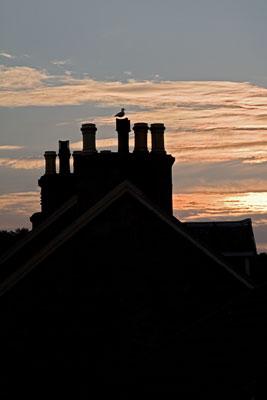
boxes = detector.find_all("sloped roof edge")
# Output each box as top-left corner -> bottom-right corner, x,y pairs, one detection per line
0,195 -> 78,265
0,180 -> 254,295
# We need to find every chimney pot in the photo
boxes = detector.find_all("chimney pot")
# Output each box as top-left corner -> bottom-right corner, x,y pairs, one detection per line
58,140 -> 71,174
116,118 -> 131,154
81,123 -> 97,153
133,123 -> 149,153
150,123 -> 166,154
44,151 -> 57,174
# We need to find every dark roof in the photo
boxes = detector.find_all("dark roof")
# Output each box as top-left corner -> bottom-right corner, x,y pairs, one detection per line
132,281 -> 267,394
183,219 -> 257,256
0,180 -> 253,295
0,181 -> 258,396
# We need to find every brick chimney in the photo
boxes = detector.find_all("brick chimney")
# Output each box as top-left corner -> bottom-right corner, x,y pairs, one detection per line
133,123 -> 149,154
81,123 -> 97,153
44,151 -> 57,174
150,123 -> 166,154
58,140 -> 71,174
32,118 -> 175,229
116,118 -> 131,154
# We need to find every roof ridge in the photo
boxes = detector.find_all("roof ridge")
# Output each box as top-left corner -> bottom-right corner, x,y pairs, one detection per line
0,180 -> 254,295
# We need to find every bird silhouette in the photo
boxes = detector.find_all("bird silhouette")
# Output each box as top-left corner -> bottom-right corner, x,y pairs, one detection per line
115,108 -> 125,118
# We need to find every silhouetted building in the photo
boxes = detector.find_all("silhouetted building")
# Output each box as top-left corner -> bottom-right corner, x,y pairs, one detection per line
0,119 -> 266,398
30,120 -> 174,228
184,219 -> 257,276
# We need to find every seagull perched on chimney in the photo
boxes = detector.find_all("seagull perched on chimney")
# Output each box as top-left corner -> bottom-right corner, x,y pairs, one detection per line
115,108 -> 125,118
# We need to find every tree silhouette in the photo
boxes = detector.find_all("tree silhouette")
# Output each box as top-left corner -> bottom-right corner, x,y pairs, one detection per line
0,228 -> 29,256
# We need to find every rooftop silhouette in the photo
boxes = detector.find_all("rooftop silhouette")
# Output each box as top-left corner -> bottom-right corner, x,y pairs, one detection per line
0,118 -> 265,398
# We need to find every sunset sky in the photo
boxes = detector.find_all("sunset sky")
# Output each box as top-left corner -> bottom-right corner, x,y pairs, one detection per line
1,0 -> 267,251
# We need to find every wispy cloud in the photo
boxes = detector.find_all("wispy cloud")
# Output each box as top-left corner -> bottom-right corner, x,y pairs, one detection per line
1,66 -> 266,114
0,191 -> 39,213
165,133 -> 267,164
51,59 -> 71,66
173,192 -> 267,220
0,158 -> 43,169
0,52 -> 15,59
0,145 -> 23,150
0,65 -> 50,89
1,67 -> 267,165
0,191 -> 40,229
172,157 -> 267,196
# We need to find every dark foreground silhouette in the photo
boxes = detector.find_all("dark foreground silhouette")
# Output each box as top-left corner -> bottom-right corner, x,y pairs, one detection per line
0,120 -> 266,399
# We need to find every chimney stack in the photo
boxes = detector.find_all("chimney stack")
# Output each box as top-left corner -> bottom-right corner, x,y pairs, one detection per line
58,140 -> 71,174
81,123 -> 97,153
150,123 -> 166,154
44,151 -> 57,174
116,118 -> 131,154
133,123 -> 149,154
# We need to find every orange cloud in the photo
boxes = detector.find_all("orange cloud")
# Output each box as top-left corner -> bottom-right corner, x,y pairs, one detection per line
0,158 -> 43,169
0,191 -> 40,230
173,191 -> 267,252
173,192 -> 267,220
0,52 -> 15,59
1,65 -> 267,160
0,191 -> 40,213
0,145 -> 24,150
165,133 -> 267,163
0,66 -> 267,115
2,66 -> 267,164
0,65 -> 50,89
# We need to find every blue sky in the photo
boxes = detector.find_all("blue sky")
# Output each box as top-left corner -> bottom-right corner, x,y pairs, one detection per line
2,0 -> 267,84
1,0 -> 267,251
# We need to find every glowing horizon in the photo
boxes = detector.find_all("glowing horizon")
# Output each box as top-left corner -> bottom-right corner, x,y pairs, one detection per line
1,189 -> 267,253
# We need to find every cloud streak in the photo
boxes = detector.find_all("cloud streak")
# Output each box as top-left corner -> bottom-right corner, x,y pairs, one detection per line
51,59 -> 71,66
0,65 -> 51,89
0,145 -> 23,150
0,191 -> 40,230
1,65 -> 267,164
173,191 -> 267,253
0,191 -> 39,213
0,52 -> 15,59
173,192 -> 267,219
0,158 -> 43,170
